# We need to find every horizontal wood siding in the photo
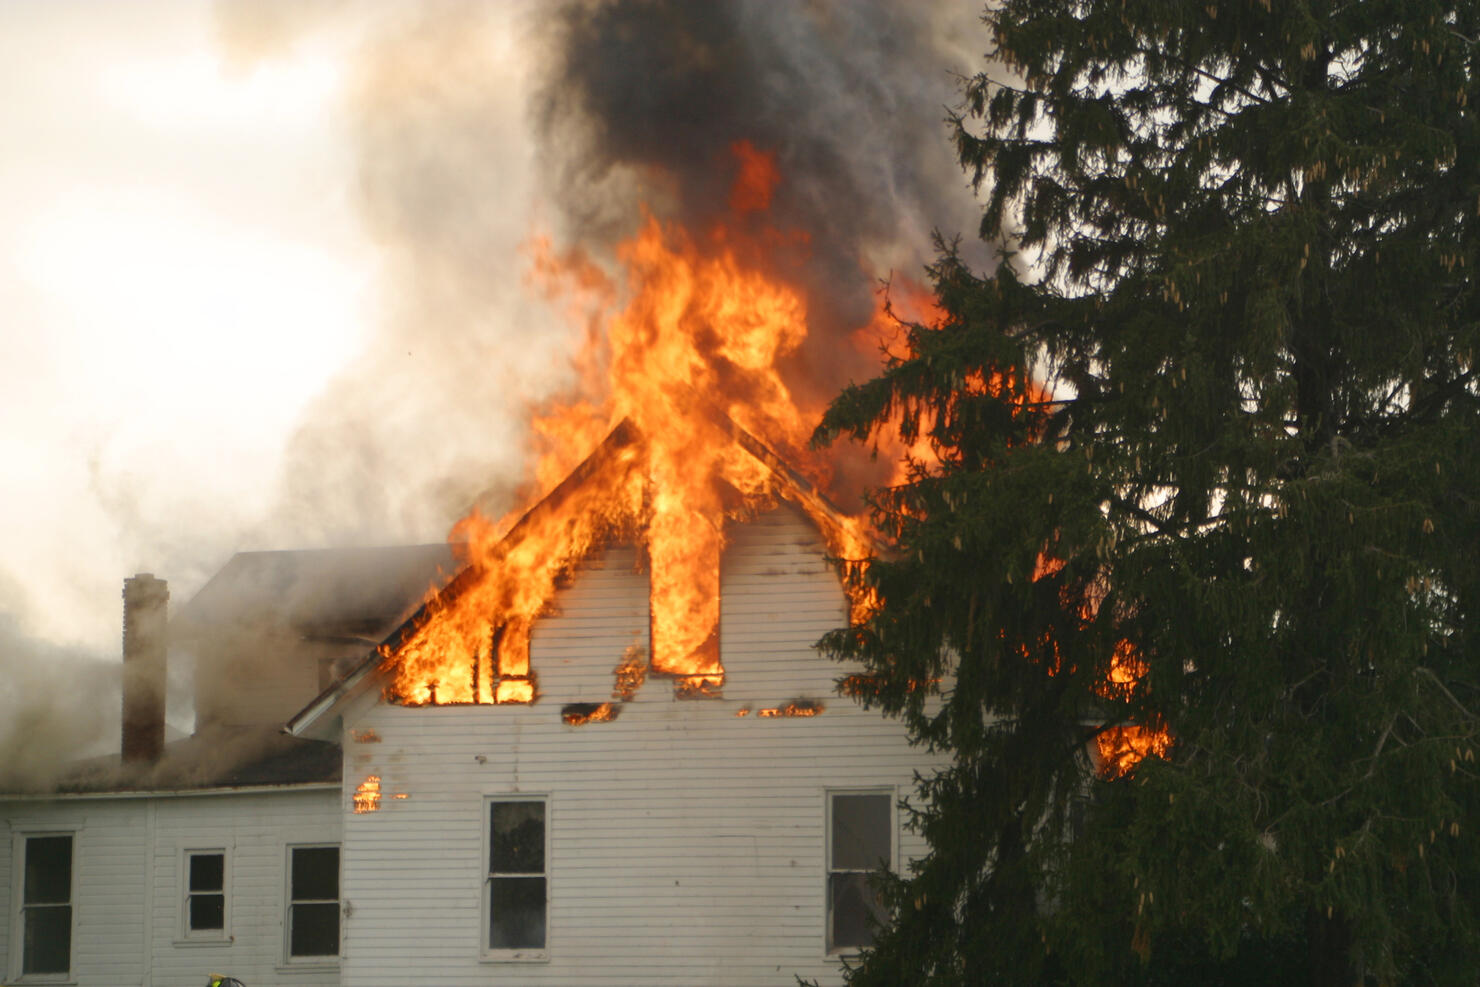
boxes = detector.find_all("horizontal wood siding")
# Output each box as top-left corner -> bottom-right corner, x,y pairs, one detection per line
1,799 -> 148,985
340,506 -> 939,986
1,788 -> 338,987
147,789 -> 341,987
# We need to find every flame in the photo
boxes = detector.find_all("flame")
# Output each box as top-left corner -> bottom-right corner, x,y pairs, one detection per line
611,646 -> 647,701
1031,550 -> 1171,777
353,775 -> 382,814
1095,725 -> 1172,779
754,699 -> 825,718
562,702 -> 620,726
383,142 -> 880,706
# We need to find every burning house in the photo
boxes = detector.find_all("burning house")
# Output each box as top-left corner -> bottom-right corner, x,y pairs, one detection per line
0,137 -> 953,987
0,415 -> 942,984
0,8 -> 1004,978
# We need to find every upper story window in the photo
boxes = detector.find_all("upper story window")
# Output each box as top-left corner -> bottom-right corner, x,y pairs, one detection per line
184,849 -> 227,938
827,791 -> 892,953
287,845 -> 339,960
20,833 -> 73,977
485,797 -> 547,958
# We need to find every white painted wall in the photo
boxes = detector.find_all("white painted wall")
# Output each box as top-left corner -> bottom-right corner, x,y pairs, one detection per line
0,786 -> 339,987
337,505 -> 940,987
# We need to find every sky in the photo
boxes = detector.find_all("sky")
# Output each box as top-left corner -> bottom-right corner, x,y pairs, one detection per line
0,2 -> 570,655
0,0 -> 985,762
1,2 -> 372,648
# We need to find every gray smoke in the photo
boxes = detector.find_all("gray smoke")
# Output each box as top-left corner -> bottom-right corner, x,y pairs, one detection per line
0,574 -> 120,790
213,0 -> 985,544
532,0 -> 985,406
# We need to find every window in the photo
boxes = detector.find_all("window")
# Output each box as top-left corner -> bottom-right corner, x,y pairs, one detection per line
827,792 -> 892,953
485,798 -> 546,956
20,834 -> 72,976
184,850 -> 227,938
287,846 -> 339,960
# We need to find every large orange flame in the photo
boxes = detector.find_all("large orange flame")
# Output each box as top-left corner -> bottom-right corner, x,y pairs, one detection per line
380,136 -> 1161,790
384,142 -> 875,704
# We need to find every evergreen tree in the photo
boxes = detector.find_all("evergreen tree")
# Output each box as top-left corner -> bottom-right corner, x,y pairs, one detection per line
816,3 -> 1480,984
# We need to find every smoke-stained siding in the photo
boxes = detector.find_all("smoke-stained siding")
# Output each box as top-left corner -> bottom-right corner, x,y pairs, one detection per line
337,506 -> 940,986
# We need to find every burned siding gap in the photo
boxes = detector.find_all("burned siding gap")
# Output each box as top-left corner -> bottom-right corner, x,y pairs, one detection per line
350,729 -> 381,743
757,699 -> 825,718
561,702 -> 620,726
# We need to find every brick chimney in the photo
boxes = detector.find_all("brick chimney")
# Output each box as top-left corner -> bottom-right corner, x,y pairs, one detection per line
121,573 -> 169,763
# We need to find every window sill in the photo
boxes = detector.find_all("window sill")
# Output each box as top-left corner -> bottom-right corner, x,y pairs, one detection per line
480,950 -> 549,964
274,960 -> 340,974
172,936 -> 231,947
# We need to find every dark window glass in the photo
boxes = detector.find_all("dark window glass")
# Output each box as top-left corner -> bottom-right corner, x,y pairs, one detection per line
24,836 -> 72,904
22,835 -> 73,975
828,872 -> 885,950
291,846 -> 339,901
290,902 -> 340,956
23,905 -> 71,975
489,876 -> 547,949
190,852 -> 224,892
829,794 -> 891,952
187,851 -> 226,933
831,794 -> 891,870
489,800 -> 546,951
490,801 -> 544,873
190,894 -> 225,931
289,846 -> 339,958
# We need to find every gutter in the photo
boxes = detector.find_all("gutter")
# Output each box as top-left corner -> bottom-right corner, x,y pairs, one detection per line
0,781 -> 341,802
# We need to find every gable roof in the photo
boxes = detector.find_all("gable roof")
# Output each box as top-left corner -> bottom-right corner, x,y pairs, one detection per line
285,415 -> 867,737
174,543 -> 457,644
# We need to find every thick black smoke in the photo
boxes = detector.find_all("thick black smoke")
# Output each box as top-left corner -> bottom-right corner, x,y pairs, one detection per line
534,0 -> 984,394
209,1 -> 986,544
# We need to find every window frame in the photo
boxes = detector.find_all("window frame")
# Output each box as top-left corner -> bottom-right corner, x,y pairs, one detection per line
10,829 -> 77,984
825,788 -> 896,956
178,847 -> 230,943
283,843 -> 340,965
480,794 -> 550,963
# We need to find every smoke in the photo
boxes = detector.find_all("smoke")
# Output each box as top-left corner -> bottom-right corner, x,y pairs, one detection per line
0,573 -> 121,790
0,2 -> 988,789
213,0 -> 984,546
533,1 -> 983,357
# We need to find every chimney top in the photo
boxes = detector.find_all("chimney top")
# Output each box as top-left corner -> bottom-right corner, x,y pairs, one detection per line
122,573 -> 169,764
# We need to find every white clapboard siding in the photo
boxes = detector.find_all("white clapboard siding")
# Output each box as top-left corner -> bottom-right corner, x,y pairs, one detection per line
1,788 -> 339,987
337,505 -> 941,987
146,789 -> 341,987
1,799 -> 148,986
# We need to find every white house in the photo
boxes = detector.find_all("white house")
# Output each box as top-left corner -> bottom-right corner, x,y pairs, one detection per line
1,425 -> 941,986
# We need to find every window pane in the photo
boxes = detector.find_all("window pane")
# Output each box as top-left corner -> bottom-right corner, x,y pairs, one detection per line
489,876 -> 546,949
829,872 -> 883,950
190,853 -> 224,892
22,905 -> 71,975
290,901 -> 340,956
490,802 -> 544,874
291,847 -> 339,901
831,794 -> 890,870
191,893 -> 225,931
24,836 -> 72,905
